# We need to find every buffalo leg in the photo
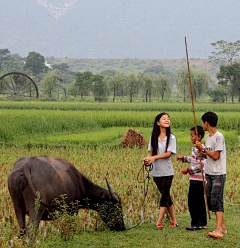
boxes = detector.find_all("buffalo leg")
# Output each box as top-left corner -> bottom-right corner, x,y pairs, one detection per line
26,200 -> 45,234
9,190 -> 26,235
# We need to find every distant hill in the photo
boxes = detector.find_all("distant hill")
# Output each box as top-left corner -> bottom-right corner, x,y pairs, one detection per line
47,57 -> 219,80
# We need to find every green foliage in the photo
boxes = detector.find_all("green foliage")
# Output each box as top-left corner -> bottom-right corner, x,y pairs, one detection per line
153,74 -> 171,101
0,49 -> 24,72
177,68 -> 211,101
48,195 -> 79,241
24,52 -> 47,76
107,73 -> 124,102
91,74 -> 107,102
42,70 -> 62,98
125,73 -> 141,102
0,145 -> 239,247
75,71 -> 93,99
208,86 -> 226,103
139,73 -> 153,102
144,64 -> 171,77
52,63 -> 69,72
98,201 -> 123,230
177,68 -> 190,102
0,49 -> 11,70
209,40 -> 240,64
217,62 -> 240,102
0,108 -> 239,146
28,192 -> 41,247
0,101 -> 239,112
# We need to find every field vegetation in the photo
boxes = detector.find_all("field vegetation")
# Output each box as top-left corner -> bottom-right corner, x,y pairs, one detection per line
1,101 -> 240,112
0,101 -> 239,247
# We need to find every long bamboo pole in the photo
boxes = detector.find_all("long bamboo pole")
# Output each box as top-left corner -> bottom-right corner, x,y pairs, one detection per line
185,36 -> 211,219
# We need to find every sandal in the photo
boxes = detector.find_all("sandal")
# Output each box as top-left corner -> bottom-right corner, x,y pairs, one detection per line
170,222 -> 178,227
156,223 -> 164,228
208,231 -> 224,239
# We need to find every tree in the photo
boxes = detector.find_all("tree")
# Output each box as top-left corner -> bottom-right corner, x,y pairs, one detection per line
140,73 -> 153,102
0,49 -> 25,72
177,68 -> 190,102
42,70 -> 62,98
144,65 -> 168,76
0,49 -> 11,70
191,71 -> 210,100
75,71 -> 93,99
217,62 -> 240,102
24,52 -> 47,76
69,81 -> 78,97
177,68 -> 210,101
208,86 -> 226,103
153,74 -> 171,101
100,70 -> 117,77
52,63 -> 69,72
125,73 -> 141,102
209,40 -> 240,64
108,73 -> 124,102
91,74 -> 107,102
62,83 -> 70,98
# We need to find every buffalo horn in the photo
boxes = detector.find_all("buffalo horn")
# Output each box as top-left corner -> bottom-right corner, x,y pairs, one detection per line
106,177 -> 119,202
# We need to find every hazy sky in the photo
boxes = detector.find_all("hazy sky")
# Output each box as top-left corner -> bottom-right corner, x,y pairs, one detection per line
1,0 -> 240,59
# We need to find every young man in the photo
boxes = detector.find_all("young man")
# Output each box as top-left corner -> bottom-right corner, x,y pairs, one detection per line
177,126 -> 207,231
195,111 -> 227,239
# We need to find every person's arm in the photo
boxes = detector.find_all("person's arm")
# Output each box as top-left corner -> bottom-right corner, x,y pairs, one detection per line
177,156 -> 191,163
204,149 -> 220,160
144,150 -> 171,165
195,141 -> 221,161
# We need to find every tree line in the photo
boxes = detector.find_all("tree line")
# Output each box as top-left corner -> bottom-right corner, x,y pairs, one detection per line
1,41 -> 240,103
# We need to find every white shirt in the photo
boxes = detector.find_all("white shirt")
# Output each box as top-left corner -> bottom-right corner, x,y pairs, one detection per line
148,134 -> 176,177
205,131 -> 226,175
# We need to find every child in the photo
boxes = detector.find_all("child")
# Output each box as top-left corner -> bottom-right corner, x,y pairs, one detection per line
177,126 -> 207,231
144,112 -> 177,228
195,111 -> 227,239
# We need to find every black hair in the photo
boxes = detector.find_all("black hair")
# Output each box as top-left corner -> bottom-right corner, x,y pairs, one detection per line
190,126 -> 205,139
151,113 -> 171,156
201,111 -> 218,127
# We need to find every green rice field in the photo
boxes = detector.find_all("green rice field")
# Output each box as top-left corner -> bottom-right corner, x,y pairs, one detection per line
0,101 -> 239,247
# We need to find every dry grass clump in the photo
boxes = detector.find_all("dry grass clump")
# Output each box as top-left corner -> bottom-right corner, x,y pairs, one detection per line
121,129 -> 147,148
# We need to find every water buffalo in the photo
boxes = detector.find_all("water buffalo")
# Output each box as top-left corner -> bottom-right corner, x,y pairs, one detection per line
8,156 -> 126,234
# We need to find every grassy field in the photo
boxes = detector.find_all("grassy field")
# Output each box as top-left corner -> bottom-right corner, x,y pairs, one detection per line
0,109 -> 239,144
43,204 -> 240,248
0,101 -> 240,112
0,101 -> 239,247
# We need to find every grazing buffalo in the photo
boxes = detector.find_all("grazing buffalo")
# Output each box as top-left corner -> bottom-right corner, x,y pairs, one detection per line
8,156 -> 126,234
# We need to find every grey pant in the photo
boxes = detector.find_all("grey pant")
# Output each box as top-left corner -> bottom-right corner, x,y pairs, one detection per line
206,174 -> 226,212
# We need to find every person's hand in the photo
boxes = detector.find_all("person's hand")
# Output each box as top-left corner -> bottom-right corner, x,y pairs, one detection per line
177,156 -> 184,162
181,168 -> 188,174
143,159 -> 149,167
144,156 -> 155,166
195,141 -> 204,151
197,150 -> 204,157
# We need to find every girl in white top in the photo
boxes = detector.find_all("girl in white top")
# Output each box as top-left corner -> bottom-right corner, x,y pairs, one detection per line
144,113 -> 177,228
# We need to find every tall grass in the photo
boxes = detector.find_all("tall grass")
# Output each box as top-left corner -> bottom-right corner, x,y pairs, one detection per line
0,145 -> 239,247
0,101 -> 240,112
0,109 -> 239,143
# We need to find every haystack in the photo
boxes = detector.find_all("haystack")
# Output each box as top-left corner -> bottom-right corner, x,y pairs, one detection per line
121,129 -> 147,148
